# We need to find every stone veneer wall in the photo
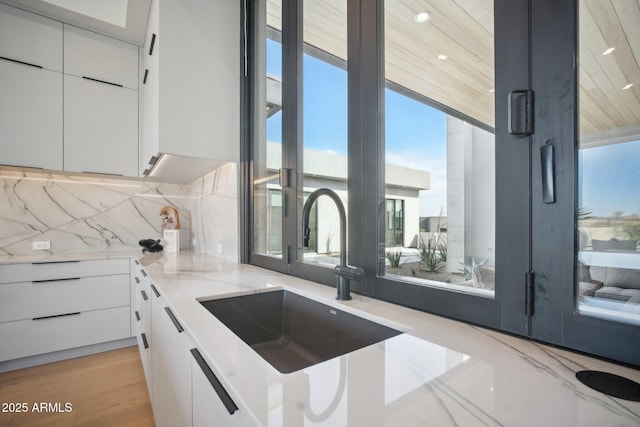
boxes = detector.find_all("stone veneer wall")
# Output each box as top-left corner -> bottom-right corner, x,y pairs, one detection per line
0,163 -> 238,262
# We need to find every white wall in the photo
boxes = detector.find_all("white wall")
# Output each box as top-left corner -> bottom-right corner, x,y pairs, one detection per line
446,117 -> 495,272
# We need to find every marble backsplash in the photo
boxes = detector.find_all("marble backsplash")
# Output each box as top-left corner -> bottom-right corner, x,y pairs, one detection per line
0,163 -> 238,261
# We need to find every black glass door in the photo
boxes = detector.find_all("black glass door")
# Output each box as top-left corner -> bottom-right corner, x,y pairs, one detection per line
526,0 -> 639,366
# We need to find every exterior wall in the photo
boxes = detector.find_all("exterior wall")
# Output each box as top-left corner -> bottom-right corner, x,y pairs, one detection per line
263,141 -> 429,256
445,117 -> 495,272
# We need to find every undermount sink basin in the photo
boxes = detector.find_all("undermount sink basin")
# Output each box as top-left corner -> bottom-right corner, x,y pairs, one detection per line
199,290 -> 402,373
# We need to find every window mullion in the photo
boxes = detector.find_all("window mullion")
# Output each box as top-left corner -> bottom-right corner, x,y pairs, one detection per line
281,0 -> 303,271
348,0 -> 386,295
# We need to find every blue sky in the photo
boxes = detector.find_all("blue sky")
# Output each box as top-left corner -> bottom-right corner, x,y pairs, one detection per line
266,40 -> 448,217
579,141 -> 640,217
266,39 -> 639,219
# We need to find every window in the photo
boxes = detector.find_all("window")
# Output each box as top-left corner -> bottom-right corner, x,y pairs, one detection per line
249,0 -> 498,316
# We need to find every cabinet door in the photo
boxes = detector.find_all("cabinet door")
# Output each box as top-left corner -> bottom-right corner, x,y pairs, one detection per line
191,349 -> 258,427
64,75 -> 138,176
64,25 -> 138,89
0,60 -> 63,170
150,294 -> 192,427
0,3 -> 62,72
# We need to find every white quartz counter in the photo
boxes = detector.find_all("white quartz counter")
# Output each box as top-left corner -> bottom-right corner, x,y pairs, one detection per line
136,252 -> 640,427
2,251 -> 638,426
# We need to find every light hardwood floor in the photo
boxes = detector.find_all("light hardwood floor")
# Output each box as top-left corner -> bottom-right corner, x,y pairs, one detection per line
0,346 -> 154,427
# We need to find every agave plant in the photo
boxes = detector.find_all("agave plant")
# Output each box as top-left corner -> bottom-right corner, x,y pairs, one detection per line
385,248 -> 404,268
459,257 -> 487,281
417,236 -> 442,272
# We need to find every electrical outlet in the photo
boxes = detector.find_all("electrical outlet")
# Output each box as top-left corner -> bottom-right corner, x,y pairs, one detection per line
32,241 -> 51,251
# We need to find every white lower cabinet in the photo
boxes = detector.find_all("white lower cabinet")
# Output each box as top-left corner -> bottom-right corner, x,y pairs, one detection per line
150,290 -> 193,427
132,260 -> 153,398
191,348 -> 258,427
140,270 -> 258,427
0,258 -> 131,363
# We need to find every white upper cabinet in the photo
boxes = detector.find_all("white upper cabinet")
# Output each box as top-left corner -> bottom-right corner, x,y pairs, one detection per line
140,0 -> 240,181
64,75 -> 138,176
0,3 -> 139,176
0,3 -> 62,71
0,4 -> 63,170
0,60 -> 63,170
64,25 -> 138,89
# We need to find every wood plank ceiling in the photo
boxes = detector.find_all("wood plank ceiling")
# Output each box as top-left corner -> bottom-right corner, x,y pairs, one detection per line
267,0 -> 640,140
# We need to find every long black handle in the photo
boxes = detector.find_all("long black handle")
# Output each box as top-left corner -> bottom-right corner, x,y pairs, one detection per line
149,33 -> 157,55
32,277 -> 80,283
32,260 -> 80,265
82,76 -> 123,87
0,55 -> 42,69
135,311 -> 141,321
141,290 -> 148,301
150,284 -> 160,297
141,333 -> 149,349
33,312 -> 80,321
540,142 -> 555,204
164,307 -> 183,333
190,348 -> 238,415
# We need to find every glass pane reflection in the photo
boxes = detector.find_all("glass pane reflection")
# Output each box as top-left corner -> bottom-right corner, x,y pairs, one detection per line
576,0 -> 640,326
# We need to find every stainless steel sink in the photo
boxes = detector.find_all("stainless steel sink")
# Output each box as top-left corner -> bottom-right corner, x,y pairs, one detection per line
199,290 -> 402,373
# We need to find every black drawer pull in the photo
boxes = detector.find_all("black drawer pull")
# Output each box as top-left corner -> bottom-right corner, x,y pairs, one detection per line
134,276 -> 141,284
0,56 -> 43,69
33,312 -> 80,321
135,260 -> 140,265
141,290 -> 148,301
150,284 -> 160,297
143,68 -> 149,84
141,333 -> 149,349
191,348 -> 238,415
164,307 -> 183,333
135,311 -> 141,321
82,76 -> 123,87
141,270 -> 148,277
32,260 -> 80,265
32,277 -> 80,283
149,33 -> 156,55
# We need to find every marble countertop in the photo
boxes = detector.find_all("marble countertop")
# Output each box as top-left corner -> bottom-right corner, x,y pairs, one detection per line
136,252 -> 640,427
3,251 -> 639,426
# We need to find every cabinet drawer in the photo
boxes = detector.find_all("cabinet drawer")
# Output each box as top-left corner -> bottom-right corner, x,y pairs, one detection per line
0,258 -> 130,284
0,3 -> 63,72
64,25 -> 138,89
0,306 -> 131,362
0,275 -> 130,323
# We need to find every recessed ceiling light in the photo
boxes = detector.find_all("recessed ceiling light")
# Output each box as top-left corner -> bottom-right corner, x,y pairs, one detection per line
602,47 -> 615,55
414,11 -> 430,23
437,54 -> 448,61
623,83 -> 634,90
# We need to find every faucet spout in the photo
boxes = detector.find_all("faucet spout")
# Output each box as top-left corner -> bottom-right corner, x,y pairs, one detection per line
302,188 -> 361,300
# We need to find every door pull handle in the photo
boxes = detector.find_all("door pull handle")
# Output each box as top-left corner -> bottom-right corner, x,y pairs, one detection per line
540,141 -> 555,204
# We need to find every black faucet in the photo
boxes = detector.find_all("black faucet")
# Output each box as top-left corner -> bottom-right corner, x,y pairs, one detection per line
302,188 -> 363,300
